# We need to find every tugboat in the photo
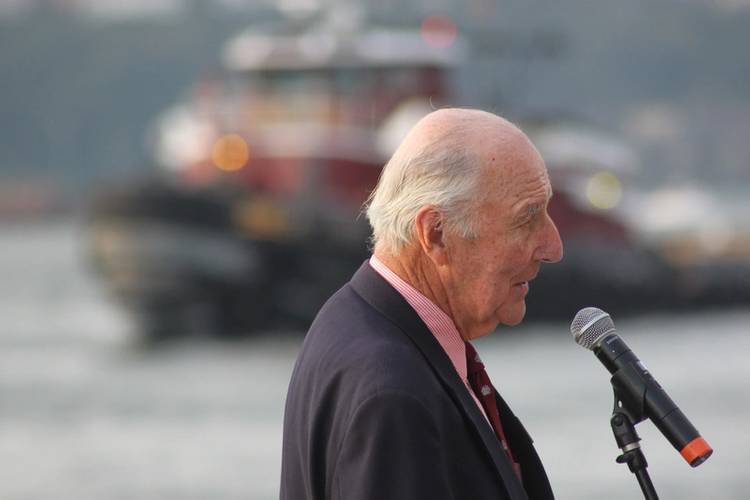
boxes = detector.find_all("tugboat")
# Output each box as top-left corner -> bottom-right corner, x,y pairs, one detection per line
87,17 -> 665,339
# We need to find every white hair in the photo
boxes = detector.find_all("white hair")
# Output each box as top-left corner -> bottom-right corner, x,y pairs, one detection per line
365,134 -> 485,254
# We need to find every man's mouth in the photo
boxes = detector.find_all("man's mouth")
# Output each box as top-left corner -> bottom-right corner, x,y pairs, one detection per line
513,272 -> 537,292
513,281 -> 530,292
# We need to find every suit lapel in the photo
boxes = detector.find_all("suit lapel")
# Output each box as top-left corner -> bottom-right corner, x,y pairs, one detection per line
349,262 -> 529,500
494,392 -> 555,500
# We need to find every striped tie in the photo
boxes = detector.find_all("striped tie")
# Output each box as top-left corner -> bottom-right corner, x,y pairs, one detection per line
465,341 -> 522,481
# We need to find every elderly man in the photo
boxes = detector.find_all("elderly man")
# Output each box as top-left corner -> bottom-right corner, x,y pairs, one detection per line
280,108 -> 563,500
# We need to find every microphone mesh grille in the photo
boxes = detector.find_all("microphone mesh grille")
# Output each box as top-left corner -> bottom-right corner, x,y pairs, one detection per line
570,307 -> 616,350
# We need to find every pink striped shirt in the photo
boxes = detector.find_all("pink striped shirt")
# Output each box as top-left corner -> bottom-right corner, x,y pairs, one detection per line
369,255 -> 490,422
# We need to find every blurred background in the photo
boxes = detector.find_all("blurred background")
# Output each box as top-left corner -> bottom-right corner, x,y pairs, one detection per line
1,0 -> 749,498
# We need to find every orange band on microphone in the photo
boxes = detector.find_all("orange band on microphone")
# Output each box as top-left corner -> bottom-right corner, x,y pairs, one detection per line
680,437 -> 713,466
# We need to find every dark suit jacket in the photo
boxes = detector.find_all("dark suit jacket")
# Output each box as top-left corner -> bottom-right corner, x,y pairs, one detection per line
280,261 -> 554,500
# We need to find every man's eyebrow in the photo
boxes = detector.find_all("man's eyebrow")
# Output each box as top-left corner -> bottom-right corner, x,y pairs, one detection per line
526,203 -> 542,216
513,202 -> 542,222
511,185 -> 553,222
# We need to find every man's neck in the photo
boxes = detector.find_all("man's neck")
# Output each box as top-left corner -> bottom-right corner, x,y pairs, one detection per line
374,247 -> 452,321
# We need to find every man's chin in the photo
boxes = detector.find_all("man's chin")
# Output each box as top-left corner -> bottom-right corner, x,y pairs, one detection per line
498,302 -> 526,326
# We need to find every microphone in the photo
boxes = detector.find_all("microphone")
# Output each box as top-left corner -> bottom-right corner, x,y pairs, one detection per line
570,307 -> 713,467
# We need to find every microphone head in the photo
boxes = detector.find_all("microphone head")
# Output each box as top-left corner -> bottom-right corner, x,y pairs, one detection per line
570,307 -> 616,350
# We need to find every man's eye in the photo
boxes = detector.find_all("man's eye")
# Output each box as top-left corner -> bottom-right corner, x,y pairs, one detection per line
513,217 -> 533,230
523,213 -> 543,228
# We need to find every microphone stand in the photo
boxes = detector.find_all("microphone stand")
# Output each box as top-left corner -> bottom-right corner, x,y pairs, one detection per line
609,368 -> 660,500
611,410 -> 658,500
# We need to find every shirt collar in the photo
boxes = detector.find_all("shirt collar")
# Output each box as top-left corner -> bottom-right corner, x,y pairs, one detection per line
368,255 -> 468,382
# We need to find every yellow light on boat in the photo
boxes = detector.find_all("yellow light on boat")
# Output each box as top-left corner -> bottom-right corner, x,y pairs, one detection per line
586,171 -> 622,210
211,134 -> 249,171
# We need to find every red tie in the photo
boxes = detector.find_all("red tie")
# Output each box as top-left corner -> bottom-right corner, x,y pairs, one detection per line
465,342 -> 522,480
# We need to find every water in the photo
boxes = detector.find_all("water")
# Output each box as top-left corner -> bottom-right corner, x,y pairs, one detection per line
1,220 -> 747,499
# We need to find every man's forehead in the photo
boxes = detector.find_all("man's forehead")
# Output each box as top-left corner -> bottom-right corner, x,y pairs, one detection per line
478,125 -> 550,196
502,167 -> 553,217
485,158 -> 550,195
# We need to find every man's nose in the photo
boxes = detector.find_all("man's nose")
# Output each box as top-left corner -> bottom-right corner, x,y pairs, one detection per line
536,214 -> 563,263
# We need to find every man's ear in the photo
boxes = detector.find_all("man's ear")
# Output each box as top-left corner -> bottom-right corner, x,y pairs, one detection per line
414,206 -> 449,266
